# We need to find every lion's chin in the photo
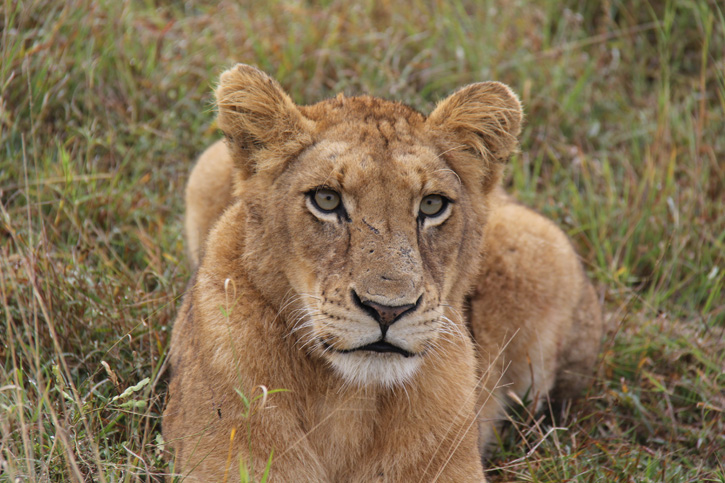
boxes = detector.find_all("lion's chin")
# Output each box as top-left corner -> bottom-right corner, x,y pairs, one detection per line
325,350 -> 423,388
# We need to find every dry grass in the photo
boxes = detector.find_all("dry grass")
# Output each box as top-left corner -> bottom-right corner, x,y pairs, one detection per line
1,0 -> 723,481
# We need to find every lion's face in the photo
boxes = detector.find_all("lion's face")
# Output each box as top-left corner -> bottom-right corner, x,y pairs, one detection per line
276,126 -> 480,387
216,65 -> 522,387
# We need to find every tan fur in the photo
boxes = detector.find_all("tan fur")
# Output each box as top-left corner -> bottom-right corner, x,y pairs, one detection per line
164,64 -> 603,482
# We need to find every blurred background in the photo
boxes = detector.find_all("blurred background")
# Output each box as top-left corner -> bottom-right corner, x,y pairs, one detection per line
1,0 -> 723,481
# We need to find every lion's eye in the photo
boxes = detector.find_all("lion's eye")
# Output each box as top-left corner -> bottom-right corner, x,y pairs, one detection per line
419,194 -> 446,217
312,189 -> 341,212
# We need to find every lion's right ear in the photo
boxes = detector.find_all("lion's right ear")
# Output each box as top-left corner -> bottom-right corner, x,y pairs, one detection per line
216,64 -> 315,178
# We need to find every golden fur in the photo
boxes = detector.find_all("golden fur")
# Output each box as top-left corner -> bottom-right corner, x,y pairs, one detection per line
164,64 -> 603,481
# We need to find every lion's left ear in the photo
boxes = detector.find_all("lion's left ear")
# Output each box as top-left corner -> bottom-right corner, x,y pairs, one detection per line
427,82 -> 523,164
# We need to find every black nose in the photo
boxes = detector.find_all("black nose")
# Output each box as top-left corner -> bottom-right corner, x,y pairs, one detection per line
363,300 -> 416,326
352,291 -> 419,328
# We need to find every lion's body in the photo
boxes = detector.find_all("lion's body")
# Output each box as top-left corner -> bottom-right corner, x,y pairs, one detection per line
164,65 -> 602,481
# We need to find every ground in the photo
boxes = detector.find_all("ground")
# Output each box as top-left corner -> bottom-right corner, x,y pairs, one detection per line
1,0 -> 723,481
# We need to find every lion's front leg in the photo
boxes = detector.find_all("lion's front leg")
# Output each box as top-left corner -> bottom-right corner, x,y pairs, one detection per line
165,374 -> 328,481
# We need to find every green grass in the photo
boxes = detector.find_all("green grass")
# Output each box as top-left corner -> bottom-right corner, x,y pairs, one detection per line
1,0 -> 723,481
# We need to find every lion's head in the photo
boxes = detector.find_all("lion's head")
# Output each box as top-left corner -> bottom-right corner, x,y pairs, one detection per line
215,64 -> 522,388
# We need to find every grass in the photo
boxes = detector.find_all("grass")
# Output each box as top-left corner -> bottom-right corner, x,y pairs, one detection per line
1,0 -> 723,480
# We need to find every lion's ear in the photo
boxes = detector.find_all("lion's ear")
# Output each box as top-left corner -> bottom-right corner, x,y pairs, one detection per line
427,82 -> 523,164
216,64 -> 314,178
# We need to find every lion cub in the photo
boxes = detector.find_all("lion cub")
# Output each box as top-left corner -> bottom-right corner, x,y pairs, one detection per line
164,64 -> 603,482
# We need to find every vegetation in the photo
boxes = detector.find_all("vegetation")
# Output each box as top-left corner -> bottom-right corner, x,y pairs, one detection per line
1,0 -> 722,480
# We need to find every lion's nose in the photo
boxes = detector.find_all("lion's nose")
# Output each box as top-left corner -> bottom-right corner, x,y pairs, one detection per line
363,300 -> 415,326
352,290 -> 419,329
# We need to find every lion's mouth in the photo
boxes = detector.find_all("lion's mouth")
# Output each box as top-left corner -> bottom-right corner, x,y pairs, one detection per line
323,340 -> 414,358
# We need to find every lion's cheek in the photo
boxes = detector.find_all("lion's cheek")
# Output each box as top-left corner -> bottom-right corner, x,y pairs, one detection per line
284,214 -> 351,294
418,232 -> 458,296
420,220 -> 480,305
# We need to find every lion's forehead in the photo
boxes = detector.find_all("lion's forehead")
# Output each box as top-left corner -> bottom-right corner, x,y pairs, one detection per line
297,137 -> 459,200
304,94 -> 426,128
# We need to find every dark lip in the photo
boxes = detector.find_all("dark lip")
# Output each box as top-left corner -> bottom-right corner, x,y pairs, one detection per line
323,340 -> 415,358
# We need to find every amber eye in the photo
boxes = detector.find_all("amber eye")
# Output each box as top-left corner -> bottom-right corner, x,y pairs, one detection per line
420,194 -> 446,217
312,189 -> 341,212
